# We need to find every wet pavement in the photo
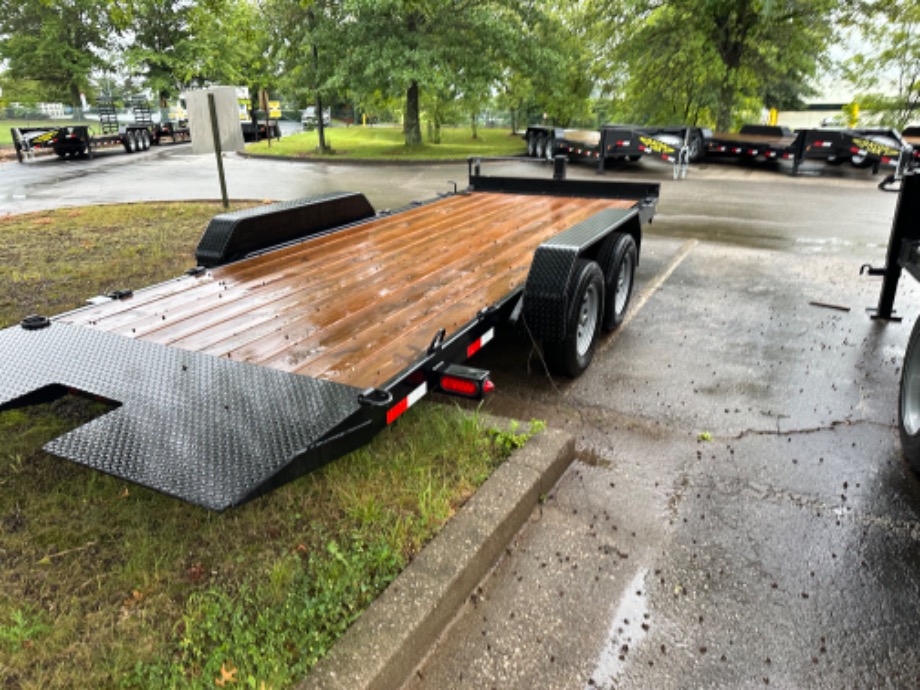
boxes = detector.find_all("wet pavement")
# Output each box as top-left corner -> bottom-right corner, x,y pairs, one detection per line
3,150 -> 918,687
408,170 -> 920,688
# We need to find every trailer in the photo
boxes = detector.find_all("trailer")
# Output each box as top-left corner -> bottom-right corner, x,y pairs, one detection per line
903,127 -> 920,168
705,124 -> 797,161
705,124 -> 912,176
861,170 -> 920,469
523,124 -> 709,178
131,96 -> 190,145
0,159 -> 658,511
10,96 -> 155,162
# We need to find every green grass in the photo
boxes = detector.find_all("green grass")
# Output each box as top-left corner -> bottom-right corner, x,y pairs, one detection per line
1,119 -> 98,146
0,203 -> 539,689
246,125 -> 526,160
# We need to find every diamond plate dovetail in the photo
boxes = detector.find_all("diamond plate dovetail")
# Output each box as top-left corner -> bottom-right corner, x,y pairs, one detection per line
0,321 -> 363,510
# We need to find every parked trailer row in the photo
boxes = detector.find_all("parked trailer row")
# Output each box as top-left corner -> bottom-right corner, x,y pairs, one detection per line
11,96 -> 190,163
0,159 -> 658,511
525,122 -> 915,180
706,124 -> 912,175
524,124 -> 709,178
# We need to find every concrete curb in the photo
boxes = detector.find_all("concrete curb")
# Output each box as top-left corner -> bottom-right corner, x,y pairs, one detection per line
301,425 -> 576,690
236,152 -> 527,166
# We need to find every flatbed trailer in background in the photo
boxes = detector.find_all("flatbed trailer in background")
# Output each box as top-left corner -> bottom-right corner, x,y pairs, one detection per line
903,127 -> 920,168
0,159 -> 658,511
131,96 -> 190,145
11,96 -> 158,162
523,124 -> 710,177
705,124 -> 912,176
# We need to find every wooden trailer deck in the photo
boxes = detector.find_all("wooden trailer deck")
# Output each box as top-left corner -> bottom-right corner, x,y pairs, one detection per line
63,191 -> 636,389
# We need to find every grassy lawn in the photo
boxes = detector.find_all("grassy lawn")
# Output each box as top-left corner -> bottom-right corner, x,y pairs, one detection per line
0,203 -> 537,689
246,125 -> 526,160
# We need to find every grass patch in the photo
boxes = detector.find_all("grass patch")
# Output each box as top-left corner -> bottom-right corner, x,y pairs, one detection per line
245,125 -> 526,160
0,203 -> 539,689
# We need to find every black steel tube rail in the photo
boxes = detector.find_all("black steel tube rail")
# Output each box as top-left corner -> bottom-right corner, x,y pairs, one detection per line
864,170 -> 920,320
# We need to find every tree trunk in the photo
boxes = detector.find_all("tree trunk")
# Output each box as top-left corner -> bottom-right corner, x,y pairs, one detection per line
470,113 -> 478,139
404,80 -> 422,146
314,43 -> 329,153
716,77 -> 735,132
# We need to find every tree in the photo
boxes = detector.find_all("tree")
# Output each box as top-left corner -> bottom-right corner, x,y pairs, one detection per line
0,0 -> 111,111
331,0 -> 529,147
266,0 -> 342,151
585,0 -> 836,130
112,0 -> 198,106
840,0 -> 919,129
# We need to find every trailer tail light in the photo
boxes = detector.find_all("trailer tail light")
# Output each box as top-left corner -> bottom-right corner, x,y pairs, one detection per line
466,328 -> 494,358
438,364 -> 494,400
386,382 -> 427,424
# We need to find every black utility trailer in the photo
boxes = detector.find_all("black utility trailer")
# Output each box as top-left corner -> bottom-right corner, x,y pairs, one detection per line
11,96 -> 155,162
705,124 -> 912,176
0,159 -> 658,511
523,124 -> 709,177
862,171 -> 920,467
131,96 -> 190,145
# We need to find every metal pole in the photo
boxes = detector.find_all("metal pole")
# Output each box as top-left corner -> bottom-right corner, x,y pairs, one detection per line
208,93 -> 229,209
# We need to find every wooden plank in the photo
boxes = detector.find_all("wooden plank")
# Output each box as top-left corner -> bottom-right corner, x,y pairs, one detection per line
63,192 -> 636,389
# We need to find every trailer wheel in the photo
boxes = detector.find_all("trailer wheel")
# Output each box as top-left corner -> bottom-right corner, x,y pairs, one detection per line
141,130 -> 151,150
598,232 -> 637,331
851,153 -> 873,169
527,133 -> 536,157
535,135 -> 547,160
123,132 -> 135,153
543,259 -> 604,378
543,135 -> 555,162
900,317 -> 920,470
687,130 -> 705,162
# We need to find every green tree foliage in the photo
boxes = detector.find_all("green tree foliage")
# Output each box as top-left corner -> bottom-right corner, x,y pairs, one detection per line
0,0 -> 111,110
841,0 -> 919,128
111,0 -> 199,105
585,0 -> 836,130
323,0 -> 532,146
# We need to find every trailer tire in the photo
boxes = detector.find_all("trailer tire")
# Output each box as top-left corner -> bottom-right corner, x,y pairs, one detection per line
851,153 -> 873,169
139,130 -> 151,150
535,135 -> 547,160
544,135 -> 555,162
543,259 -> 604,378
687,130 -> 705,162
900,316 -> 920,471
598,232 -> 637,331
123,132 -> 135,153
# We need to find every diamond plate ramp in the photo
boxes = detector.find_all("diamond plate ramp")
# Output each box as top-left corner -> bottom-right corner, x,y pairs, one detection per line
0,321 -> 364,510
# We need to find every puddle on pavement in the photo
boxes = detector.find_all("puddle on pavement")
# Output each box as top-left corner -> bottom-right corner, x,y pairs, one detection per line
577,447 -> 613,468
586,567 -> 649,688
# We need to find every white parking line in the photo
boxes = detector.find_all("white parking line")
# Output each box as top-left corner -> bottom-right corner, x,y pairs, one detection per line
598,238 -> 699,355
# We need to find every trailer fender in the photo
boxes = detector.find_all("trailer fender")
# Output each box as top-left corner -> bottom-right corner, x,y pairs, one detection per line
195,193 -> 377,267
522,206 -> 639,344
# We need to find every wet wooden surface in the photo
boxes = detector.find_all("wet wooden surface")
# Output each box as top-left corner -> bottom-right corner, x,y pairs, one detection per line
63,192 -> 636,389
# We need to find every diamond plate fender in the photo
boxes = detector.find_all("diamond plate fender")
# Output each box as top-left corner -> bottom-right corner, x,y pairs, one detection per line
196,193 -> 376,268
0,321 -> 366,511
523,207 -> 639,343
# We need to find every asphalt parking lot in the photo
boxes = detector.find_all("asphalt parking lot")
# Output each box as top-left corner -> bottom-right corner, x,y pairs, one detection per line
3,149 -> 918,688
